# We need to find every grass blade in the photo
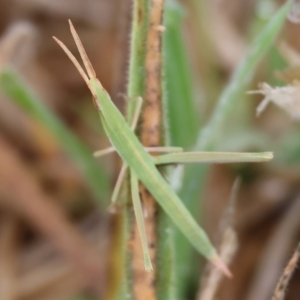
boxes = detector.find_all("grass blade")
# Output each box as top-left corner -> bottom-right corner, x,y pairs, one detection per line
271,243 -> 300,300
173,2 -> 292,297
196,2 -> 292,152
0,68 -> 110,205
154,151 -> 273,165
164,0 -> 199,148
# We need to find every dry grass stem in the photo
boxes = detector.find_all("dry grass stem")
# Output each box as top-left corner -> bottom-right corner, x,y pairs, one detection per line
18,259 -> 83,300
197,179 -> 239,300
278,42 -> 300,66
271,243 -> 300,300
0,215 -> 18,300
0,21 -> 36,70
198,228 -> 238,300
15,0 -> 114,27
0,136 -> 104,294
246,197 -> 300,300
209,3 -> 246,69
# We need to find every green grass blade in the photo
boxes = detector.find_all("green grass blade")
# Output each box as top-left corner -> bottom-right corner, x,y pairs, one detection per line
196,2 -> 291,152
181,1 -> 291,201
130,170 -> 153,272
163,1 -> 202,297
154,151 -> 273,165
164,0 -> 199,149
146,146 -> 183,153
173,2 -> 291,297
0,68 -> 110,205
126,0 -> 149,122
115,0 -> 150,298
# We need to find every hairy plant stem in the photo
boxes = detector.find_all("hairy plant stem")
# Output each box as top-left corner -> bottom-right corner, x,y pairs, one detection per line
127,0 -> 149,122
111,0 -> 175,299
132,0 -> 174,300
110,0 -> 150,299
130,0 -> 164,296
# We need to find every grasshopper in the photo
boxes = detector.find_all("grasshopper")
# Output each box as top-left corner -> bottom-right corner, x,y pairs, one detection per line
54,21 -> 272,275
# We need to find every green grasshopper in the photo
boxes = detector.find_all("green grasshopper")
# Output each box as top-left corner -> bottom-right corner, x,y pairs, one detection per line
54,21 -> 272,275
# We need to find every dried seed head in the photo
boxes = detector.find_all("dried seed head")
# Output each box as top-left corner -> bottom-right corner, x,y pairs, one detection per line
249,82 -> 300,119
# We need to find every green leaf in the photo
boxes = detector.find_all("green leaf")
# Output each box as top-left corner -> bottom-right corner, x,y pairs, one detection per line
154,151 -> 273,165
164,0 -> 199,149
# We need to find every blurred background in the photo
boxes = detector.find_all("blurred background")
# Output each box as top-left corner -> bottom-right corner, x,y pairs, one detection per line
0,0 -> 300,299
